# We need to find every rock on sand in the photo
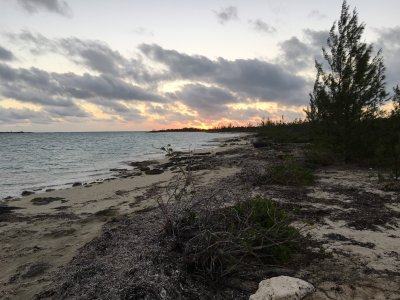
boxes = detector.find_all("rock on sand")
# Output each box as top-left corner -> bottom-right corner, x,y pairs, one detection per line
249,276 -> 315,300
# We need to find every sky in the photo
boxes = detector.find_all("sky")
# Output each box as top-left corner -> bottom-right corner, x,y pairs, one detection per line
0,0 -> 399,131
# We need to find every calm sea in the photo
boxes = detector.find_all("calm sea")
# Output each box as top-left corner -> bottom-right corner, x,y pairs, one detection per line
0,131 -> 240,199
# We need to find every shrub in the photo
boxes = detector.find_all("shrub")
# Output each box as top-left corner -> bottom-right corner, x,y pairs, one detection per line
178,196 -> 301,280
305,146 -> 338,167
264,160 -> 315,186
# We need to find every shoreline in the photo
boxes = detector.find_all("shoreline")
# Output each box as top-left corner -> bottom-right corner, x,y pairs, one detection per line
0,134 -> 252,299
1,132 -> 246,201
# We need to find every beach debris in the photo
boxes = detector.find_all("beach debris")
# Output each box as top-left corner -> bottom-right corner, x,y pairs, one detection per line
9,262 -> 50,283
249,276 -> 315,300
45,228 -> 76,238
72,182 -> 82,187
31,197 -> 65,206
115,190 -> 130,196
0,204 -> 22,215
110,168 -> 128,172
129,160 -> 159,168
21,190 -> 35,196
252,137 -> 272,148
145,169 -> 164,175
139,166 -> 151,172
94,208 -> 119,217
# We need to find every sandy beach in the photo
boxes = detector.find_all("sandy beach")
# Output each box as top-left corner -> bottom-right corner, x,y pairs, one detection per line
1,135 -> 399,299
0,136 -> 245,299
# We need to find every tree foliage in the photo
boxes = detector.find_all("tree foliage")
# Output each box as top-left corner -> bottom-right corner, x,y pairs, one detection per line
306,0 -> 388,160
392,85 -> 400,117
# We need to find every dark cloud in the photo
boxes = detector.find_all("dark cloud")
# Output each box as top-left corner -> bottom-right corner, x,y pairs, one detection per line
58,38 -> 126,75
214,6 -> 239,24
140,44 -> 308,105
7,31 -> 158,82
16,0 -> 72,17
6,31 -> 55,55
0,107 -> 51,124
144,104 -> 199,125
44,105 -> 88,118
139,44 -> 216,78
303,29 -> 329,48
55,73 -> 165,102
376,27 -> 400,88
0,62 -> 164,124
0,46 -> 15,61
278,29 -> 329,73
8,32 -> 128,75
249,19 -> 276,34
0,63 -> 164,104
175,84 -> 236,116
88,98 -> 146,122
278,37 -> 314,72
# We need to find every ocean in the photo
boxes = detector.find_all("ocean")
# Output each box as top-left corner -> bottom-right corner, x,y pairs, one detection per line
0,131 -> 240,199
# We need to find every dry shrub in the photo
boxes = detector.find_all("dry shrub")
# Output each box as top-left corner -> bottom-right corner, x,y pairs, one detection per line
178,196 -> 301,280
156,146 -> 302,281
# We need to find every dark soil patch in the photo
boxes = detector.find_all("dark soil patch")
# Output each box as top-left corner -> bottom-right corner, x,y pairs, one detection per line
31,197 -> 66,206
325,187 -> 400,230
0,205 -> 22,215
21,190 -> 35,196
145,169 -> 164,175
44,228 -> 77,238
94,208 -> 119,217
324,233 -> 376,249
9,262 -> 50,283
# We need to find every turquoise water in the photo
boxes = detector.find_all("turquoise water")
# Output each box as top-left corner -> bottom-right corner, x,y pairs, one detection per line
0,131 -> 238,198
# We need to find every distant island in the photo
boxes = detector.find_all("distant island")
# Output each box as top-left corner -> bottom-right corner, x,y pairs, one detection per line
0,131 -> 32,134
151,125 -> 257,133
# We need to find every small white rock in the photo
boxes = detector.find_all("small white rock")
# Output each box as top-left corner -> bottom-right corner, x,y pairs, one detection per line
249,276 -> 315,300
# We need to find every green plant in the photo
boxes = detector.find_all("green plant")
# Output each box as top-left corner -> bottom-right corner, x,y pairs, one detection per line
305,146 -> 338,166
180,196 -> 301,280
265,160 -> 315,186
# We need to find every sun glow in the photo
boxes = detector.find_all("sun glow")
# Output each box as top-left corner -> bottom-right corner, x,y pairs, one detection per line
0,99 -> 43,111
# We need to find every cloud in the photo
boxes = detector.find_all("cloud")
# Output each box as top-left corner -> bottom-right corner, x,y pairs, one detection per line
0,46 -> 15,61
16,0 -> 72,17
0,107 -> 51,124
6,30 -> 55,55
214,6 -> 239,24
140,44 -> 308,105
7,31 -> 128,75
175,84 -> 237,116
277,29 -> 329,73
58,38 -> 127,75
1,34 -> 316,126
303,29 -> 329,48
376,27 -> 400,88
249,19 -> 276,34
308,10 -> 327,20
278,37 -> 314,72
131,27 -> 154,36
54,73 -> 165,102
6,31 -> 159,83
0,62 -> 164,123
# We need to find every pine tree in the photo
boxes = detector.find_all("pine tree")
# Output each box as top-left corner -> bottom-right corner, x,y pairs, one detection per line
306,0 -> 388,161
392,85 -> 400,116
